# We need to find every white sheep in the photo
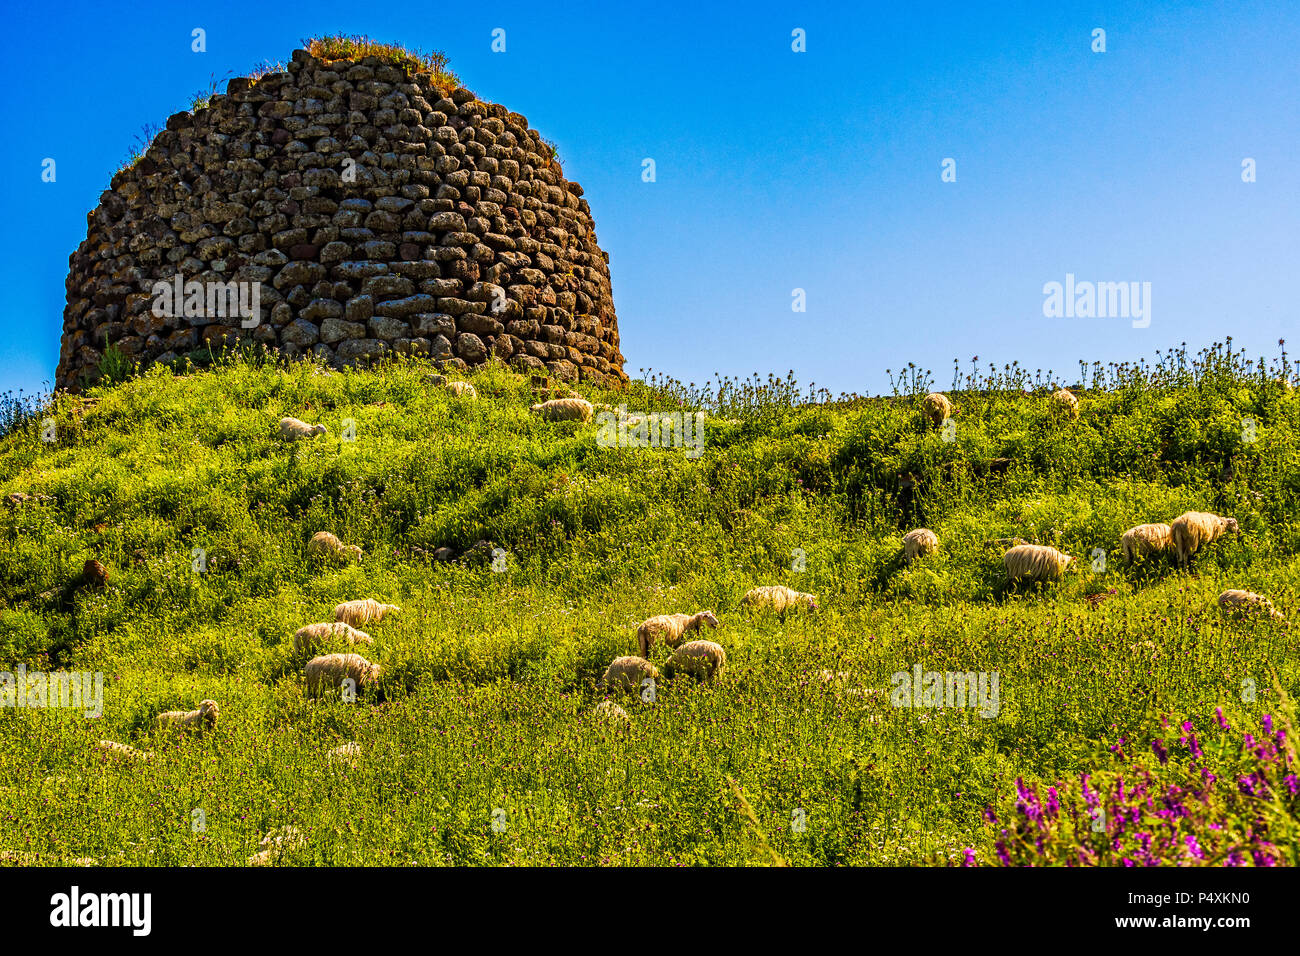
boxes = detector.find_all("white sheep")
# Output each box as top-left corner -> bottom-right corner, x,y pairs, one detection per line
1120,523 -> 1173,563
154,699 -> 220,734
333,598 -> 401,628
663,640 -> 727,682
741,585 -> 818,613
922,393 -> 953,429
530,397 -> 594,423
600,656 -> 659,695
1051,388 -> 1079,420
636,611 -> 719,659
1003,544 -> 1073,585
304,653 -> 382,698
902,528 -> 940,564
280,417 -> 327,441
593,700 -> 630,724
446,381 -> 477,398
247,825 -> 305,866
94,740 -> 153,763
1218,589 -> 1284,622
308,531 -> 363,564
1170,512 -> 1239,566
293,621 -> 374,657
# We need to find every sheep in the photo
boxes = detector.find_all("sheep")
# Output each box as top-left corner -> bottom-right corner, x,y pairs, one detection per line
293,621 -> 374,657
1218,589 -> 1284,622
741,585 -> 818,613
1003,544 -> 1074,585
307,531 -> 363,564
636,611 -> 719,659
304,653 -> 382,699
154,699 -> 220,735
247,825 -> 305,866
280,417 -> 327,441
1170,512 -> 1239,567
1120,523 -> 1173,563
600,656 -> 659,695
922,393 -> 953,429
663,640 -> 726,682
593,700 -> 630,724
446,381 -> 477,398
94,740 -> 153,764
1051,388 -> 1079,420
530,397 -> 594,423
333,598 -> 401,628
902,528 -> 940,564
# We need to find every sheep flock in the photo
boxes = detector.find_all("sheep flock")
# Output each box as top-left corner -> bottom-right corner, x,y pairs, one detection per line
79,377 -> 1287,865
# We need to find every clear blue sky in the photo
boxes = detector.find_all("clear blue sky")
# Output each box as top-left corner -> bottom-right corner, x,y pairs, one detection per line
1,0 -> 1296,399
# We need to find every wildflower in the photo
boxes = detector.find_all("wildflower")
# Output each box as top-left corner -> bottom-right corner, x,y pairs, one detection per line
1151,739 -> 1168,765
1215,707 -> 1230,730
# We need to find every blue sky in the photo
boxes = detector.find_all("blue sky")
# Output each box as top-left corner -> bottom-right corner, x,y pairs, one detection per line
1,0 -> 1296,398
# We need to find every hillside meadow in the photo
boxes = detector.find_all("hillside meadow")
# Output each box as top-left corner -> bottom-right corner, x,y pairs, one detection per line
0,341 -> 1297,866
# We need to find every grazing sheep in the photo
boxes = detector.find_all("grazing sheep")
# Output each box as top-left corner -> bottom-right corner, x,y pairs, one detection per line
922,393 -> 953,428
1004,544 -> 1073,585
741,585 -> 818,613
663,640 -> 727,682
304,653 -> 382,699
600,656 -> 659,695
902,528 -> 940,564
1120,523 -> 1173,563
446,381 -> 477,398
308,531 -> 364,564
333,598 -> 401,628
593,700 -> 630,724
154,699 -> 220,735
247,826 -> 304,867
94,740 -> 153,763
1170,512 -> 1240,567
1218,589 -> 1284,622
1051,388 -> 1079,420
636,611 -> 719,659
280,417 -> 327,441
293,621 -> 374,657
530,397 -> 594,423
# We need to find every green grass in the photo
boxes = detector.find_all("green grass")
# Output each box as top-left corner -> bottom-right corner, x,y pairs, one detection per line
303,34 -> 460,90
0,343 -> 1297,866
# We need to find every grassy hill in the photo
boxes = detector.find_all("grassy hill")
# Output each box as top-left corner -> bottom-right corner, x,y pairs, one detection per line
1,342 -> 1297,866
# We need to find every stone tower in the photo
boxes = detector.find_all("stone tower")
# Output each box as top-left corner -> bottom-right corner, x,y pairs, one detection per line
57,47 -> 626,390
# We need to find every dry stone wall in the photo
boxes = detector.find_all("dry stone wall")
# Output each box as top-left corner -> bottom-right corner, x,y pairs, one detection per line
57,48 -> 626,391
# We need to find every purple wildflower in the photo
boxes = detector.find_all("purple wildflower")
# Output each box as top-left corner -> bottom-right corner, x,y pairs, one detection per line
1152,739 -> 1169,765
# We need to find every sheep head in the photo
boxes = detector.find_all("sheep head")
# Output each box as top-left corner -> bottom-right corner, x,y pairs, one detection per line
197,700 -> 220,729
695,611 -> 720,629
